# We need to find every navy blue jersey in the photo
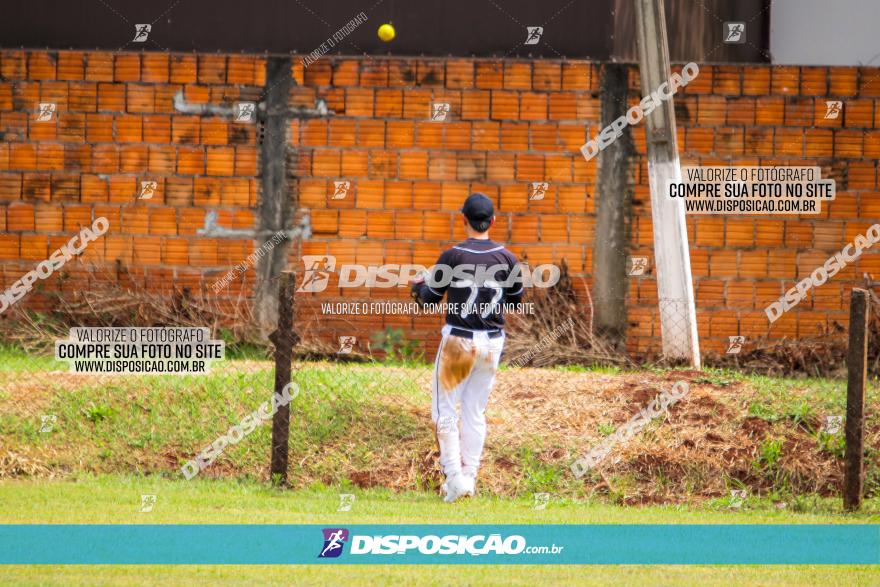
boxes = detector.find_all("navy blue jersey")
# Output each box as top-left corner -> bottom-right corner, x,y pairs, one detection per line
412,238 -> 524,331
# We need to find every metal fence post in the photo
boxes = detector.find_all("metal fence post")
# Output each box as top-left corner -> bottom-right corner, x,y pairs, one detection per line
844,288 -> 869,511
269,271 -> 297,486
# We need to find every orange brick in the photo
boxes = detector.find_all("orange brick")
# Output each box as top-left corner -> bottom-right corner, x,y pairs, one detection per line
446,60 -> 474,89
22,173 -> 50,200
395,211 -> 422,239
328,119 -> 357,147
422,152 -> 453,181
57,52 -> 85,80
127,84 -> 155,113
549,93 -> 578,121
404,89 -> 435,120
138,53 -> 169,82
829,67 -> 858,96
10,144 -> 36,170
456,153 -> 485,181
713,66 -> 741,95
139,115 -> 170,144
331,60 -> 359,86
115,114 -> 143,142
28,52 -> 56,80
385,181 -> 413,209
800,66 -> 828,96
774,128 -> 804,156
468,62 -> 503,92
858,67 -> 880,97
472,121 -> 500,150
145,146 -> 173,175
179,208 -> 207,236
163,179 -> 192,207
516,154 -> 544,180
82,52 -> 113,82
1,51 -> 26,80
833,129 -> 863,158
341,150 -> 369,177
303,60 -> 331,86
147,207 -> 176,236
771,66 -> 800,95
519,92 -> 547,121
345,88 -> 373,117
33,204 -> 62,232
532,62 -> 561,92
415,60 -> 443,87
188,239 -> 217,267
7,202 -> 35,230
444,122 -> 471,150
177,147 -> 205,175
0,234 -> 20,259
561,62 -> 590,91
366,210 -> 393,238
114,54 -> 141,82
458,90 -> 488,121
206,147 -> 236,176
805,129 -> 834,157
864,130 -> 880,159
309,209 -> 338,235
227,55 -> 257,85
491,91 -> 519,120
503,62 -> 531,90
312,150 -> 341,176
198,118 -> 228,146
351,179 -> 381,209
499,122 -> 528,151
160,238 -> 187,265
339,210 -> 367,237
784,97 -> 813,126
399,152 -> 428,180
350,121 -> 380,149
198,55 -> 226,84
169,55 -> 197,83
372,89 -> 400,118
89,144 -> 118,174
86,114 -> 113,142
487,153 -> 515,181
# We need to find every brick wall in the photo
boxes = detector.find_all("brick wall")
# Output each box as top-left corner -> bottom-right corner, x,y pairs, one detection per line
1,49 -> 879,357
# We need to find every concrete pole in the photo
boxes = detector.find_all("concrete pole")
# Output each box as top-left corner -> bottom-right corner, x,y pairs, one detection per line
255,57 -> 293,333
634,0 -> 701,367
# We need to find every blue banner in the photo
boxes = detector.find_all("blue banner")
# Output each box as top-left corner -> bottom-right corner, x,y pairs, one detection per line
0,525 -> 877,564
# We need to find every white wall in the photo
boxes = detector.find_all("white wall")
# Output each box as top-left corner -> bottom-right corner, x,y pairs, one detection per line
771,0 -> 880,65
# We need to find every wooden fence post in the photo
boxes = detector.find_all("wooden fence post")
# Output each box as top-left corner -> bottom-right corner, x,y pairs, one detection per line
844,288 -> 869,511
269,271 -> 297,486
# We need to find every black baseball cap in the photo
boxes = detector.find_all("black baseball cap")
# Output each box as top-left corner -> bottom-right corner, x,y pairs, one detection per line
460,193 -> 494,231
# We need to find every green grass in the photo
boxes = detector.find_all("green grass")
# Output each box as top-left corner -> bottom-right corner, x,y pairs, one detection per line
0,343 -> 66,372
0,475 -> 878,586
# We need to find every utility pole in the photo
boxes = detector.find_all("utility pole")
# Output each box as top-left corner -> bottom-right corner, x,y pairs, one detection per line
633,0 -> 701,367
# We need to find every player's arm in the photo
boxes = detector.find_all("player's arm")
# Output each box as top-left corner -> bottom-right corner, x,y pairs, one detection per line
503,252 -> 525,305
410,250 -> 453,304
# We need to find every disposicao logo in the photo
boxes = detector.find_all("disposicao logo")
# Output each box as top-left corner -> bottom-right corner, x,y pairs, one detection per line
318,528 -> 349,558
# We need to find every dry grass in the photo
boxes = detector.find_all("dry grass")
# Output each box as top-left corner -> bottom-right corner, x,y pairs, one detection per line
505,260 -> 632,368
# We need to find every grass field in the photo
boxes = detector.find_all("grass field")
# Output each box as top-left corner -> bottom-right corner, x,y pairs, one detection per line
2,349 -> 880,584
1,474 -> 879,586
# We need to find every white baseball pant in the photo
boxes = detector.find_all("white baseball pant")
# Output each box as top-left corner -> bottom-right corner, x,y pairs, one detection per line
431,325 -> 505,480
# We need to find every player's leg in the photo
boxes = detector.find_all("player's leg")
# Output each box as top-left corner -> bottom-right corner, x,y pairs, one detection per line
459,332 -> 504,486
431,329 -> 466,497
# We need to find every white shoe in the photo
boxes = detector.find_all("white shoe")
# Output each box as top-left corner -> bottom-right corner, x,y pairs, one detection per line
442,474 -> 469,503
460,475 -> 475,497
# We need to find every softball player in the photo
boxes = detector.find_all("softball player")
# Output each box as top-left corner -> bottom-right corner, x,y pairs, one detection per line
410,193 -> 523,502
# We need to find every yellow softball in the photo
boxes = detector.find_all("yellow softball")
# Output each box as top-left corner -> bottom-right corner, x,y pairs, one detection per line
378,23 -> 396,42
